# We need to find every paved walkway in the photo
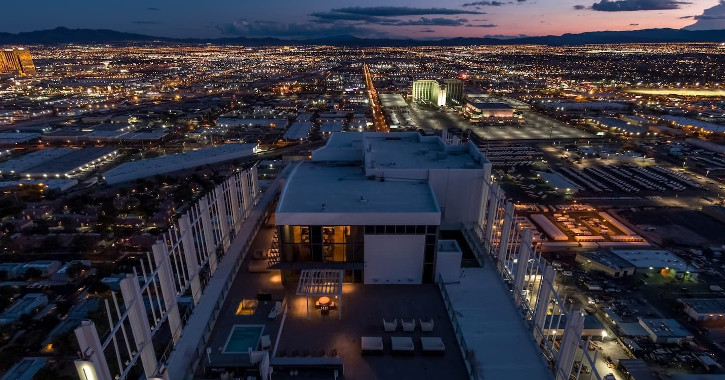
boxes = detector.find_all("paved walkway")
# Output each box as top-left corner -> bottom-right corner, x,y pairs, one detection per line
444,266 -> 554,380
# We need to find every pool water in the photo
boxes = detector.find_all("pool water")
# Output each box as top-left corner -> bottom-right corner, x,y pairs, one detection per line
223,325 -> 264,354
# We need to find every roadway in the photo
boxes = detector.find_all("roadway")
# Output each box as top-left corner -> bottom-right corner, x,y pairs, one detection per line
363,64 -> 388,132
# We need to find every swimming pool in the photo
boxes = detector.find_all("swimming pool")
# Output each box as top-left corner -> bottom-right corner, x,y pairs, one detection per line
222,325 -> 264,354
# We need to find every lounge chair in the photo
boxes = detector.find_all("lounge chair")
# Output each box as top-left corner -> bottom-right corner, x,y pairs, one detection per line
391,337 -> 415,354
268,301 -> 282,319
261,335 -> 271,350
402,319 -> 416,332
383,318 -> 398,332
420,337 -> 445,355
361,336 -> 384,354
420,318 -> 435,332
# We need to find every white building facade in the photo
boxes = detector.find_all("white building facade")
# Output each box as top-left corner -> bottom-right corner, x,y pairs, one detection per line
273,132 -> 490,285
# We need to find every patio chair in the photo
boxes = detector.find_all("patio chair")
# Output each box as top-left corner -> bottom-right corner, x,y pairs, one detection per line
420,318 -> 435,332
402,319 -> 416,332
420,337 -> 445,355
361,336 -> 384,355
261,335 -> 271,350
268,301 -> 282,319
383,318 -> 398,332
391,337 -> 415,354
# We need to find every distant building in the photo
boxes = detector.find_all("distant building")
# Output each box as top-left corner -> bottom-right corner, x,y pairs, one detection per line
618,359 -> 658,380
0,48 -> 36,76
102,143 -> 257,184
0,293 -> 48,325
610,249 -> 697,279
679,298 -> 725,326
412,79 -> 463,106
443,79 -> 464,103
0,357 -> 48,380
576,251 -> 636,278
638,317 -> 692,344
577,249 -> 695,279
0,260 -> 62,279
464,101 -> 518,124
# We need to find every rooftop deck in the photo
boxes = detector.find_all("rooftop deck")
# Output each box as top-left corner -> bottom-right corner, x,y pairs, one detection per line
200,225 -> 286,372
275,284 -> 468,380
198,225 -> 467,379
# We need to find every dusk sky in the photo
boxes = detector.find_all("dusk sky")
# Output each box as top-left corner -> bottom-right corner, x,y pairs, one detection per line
1,0 -> 723,39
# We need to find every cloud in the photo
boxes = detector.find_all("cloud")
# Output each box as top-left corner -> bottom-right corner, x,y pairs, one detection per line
466,23 -> 498,27
308,12 -> 386,23
485,33 -> 528,39
308,8 -> 482,28
146,7 -> 160,11
462,1 -> 505,6
396,17 -> 470,26
574,5 -> 587,9
684,0 -> 725,29
330,6 -> 484,16
679,15 -> 694,18
589,0 -> 691,12
216,19 -> 377,38
420,28 -> 437,32
133,21 -> 161,25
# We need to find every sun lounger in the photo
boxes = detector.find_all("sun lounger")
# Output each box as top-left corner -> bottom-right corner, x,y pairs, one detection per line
361,336 -> 384,354
391,337 -> 415,354
383,318 -> 398,332
268,301 -> 282,319
420,337 -> 445,355
402,319 -> 416,332
419,318 -> 435,332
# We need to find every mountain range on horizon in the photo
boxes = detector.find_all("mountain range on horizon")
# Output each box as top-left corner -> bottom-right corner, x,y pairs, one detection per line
2,26 -> 725,46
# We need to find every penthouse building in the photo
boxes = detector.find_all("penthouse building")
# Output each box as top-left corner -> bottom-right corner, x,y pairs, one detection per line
273,132 -> 490,284
0,48 -> 36,76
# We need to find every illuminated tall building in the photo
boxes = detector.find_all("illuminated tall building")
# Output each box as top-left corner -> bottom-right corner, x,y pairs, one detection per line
412,79 -> 463,107
443,79 -> 464,103
0,48 -> 36,76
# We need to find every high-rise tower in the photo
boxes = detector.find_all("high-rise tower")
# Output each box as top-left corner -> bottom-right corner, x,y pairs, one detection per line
0,48 -> 36,76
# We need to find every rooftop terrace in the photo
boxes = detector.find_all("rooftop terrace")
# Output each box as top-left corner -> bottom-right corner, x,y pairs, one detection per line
275,284 -> 468,380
